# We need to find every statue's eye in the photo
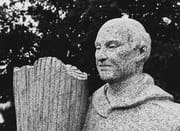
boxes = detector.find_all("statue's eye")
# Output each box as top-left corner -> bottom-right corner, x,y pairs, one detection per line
95,42 -> 101,50
106,41 -> 120,49
109,43 -> 117,48
95,45 -> 101,50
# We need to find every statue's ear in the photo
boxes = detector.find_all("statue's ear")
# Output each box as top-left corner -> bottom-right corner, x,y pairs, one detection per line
136,44 -> 148,63
140,45 -> 147,55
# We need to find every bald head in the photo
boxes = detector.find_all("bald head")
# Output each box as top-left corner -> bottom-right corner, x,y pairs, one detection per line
96,17 -> 151,63
99,17 -> 147,34
95,17 -> 152,82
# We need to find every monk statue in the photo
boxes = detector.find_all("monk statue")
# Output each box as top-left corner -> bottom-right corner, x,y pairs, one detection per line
80,16 -> 180,131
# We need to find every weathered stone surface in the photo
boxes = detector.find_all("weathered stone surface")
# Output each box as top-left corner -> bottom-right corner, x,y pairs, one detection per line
84,17 -> 180,131
13,57 -> 88,131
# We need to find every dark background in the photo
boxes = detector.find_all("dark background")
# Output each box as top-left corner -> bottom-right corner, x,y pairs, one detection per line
0,0 -> 180,130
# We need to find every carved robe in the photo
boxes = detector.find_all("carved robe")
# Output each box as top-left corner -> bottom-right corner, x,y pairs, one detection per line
82,74 -> 180,131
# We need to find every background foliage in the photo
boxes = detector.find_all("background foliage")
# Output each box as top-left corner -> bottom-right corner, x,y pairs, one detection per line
0,0 -> 180,130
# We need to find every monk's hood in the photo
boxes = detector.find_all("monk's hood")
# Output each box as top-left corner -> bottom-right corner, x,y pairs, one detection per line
92,73 -> 173,118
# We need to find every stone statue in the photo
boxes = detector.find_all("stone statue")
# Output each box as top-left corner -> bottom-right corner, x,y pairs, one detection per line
81,16 -> 180,131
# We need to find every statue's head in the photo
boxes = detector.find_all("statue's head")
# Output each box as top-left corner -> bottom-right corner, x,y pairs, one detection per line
95,16 -> 151,83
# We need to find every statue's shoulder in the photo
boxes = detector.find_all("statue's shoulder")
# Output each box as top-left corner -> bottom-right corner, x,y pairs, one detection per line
153,100 -> 180,116
134,98 -> 180,130
143,99 -> 180,129
91,84 -> 106,99
88,84 -> 106,103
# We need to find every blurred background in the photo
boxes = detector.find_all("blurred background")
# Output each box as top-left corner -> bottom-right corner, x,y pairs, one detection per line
0,0 -> 180,130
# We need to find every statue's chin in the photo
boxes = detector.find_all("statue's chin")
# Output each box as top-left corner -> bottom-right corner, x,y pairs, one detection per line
99,72 -> 124,84
99,74 -> 115,83
98,70 -> 121,83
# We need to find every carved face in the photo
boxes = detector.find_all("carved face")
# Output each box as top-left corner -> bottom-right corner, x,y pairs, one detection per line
95,25 -> 140,83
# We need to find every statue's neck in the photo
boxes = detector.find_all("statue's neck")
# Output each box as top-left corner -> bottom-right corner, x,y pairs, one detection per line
107,73 -> 144,98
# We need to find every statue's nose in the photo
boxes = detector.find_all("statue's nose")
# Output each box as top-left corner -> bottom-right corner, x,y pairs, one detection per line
96,49 -> 108,62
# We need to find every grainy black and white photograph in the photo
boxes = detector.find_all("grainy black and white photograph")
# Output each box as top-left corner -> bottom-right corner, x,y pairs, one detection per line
0,0 -> 180,130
